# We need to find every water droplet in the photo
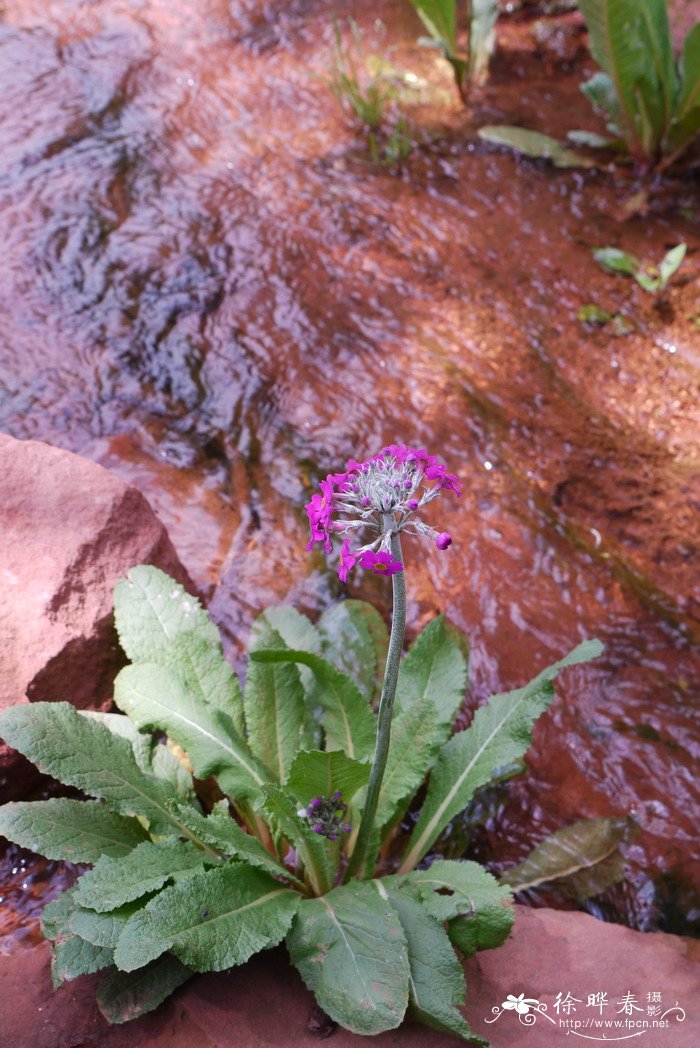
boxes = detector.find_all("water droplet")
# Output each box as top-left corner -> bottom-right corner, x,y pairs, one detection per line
483,460 -> 493,471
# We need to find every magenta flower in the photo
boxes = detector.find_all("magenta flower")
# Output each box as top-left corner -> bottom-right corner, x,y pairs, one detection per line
338,540 -> 357,582
358,550 -> 404,576
304,442 -> 459,581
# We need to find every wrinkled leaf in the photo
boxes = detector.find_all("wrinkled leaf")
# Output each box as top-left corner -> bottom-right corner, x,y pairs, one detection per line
404,860 -> 514,955
258,785 -> 334,896
52,935 -> 113,987
500,815 -> 636,900
115,663 -> 267,800
167,800 -> 301,887
74,840 -> 212,912
114,566 -> 220,663
114,864 -> 300,973
396,616 -> 467,725
286,749 -> 370,807
478,126 -> 595,168
318,599 -> 388,701
165,634 -> 246,739
399,640 -> 603,871
0,702 -> 192,837
70,901 -> 146,949
244,624 -> 305,784
287,880 -> 410,1035
0,799 -> 148,864
42,886 -> 80,941
97,955 -> 192,1024
249,649 -> 375,761
378,883 -> 482,1042
375,696 -> 441,833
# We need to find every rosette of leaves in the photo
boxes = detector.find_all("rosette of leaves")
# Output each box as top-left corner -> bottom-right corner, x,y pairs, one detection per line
0,566 -> 601,1037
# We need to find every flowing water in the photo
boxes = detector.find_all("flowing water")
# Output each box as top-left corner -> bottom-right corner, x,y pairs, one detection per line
0,0 -> 698,940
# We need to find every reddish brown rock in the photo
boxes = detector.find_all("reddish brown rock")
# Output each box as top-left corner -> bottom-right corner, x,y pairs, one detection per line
0,906 -> 697,1048
0,434 -> 190,801
180,906 -> 700,1048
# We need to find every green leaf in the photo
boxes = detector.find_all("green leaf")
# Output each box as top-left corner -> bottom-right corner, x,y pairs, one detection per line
84,713 -> 195,799
113,565 -> 219,663
244,625 -> 305,784
567,129 -> 620,148
634,270 -> 661,293
375,696 -> 441,832
52,936 -> 113,987
248,650 -> 376,761
286,750 -> 370,807
97,955 -> 192,1024
634,0 -> 677,147
74,840 -> 212,912
581,71 -> 623,129
668,24 -> 700,151
70,901 -> 146,949
0,799 -> 148,864
500,815 -> 636,900
470,0 -> 498,87
318,599 -> 388,701
398,640 -> 603,871
657,243 -> 687,287
167,800 -> 302,887
577,0 -> 650,155
396,616 -> 467,725
42,887 -> 80,941
477,126 -> 595,168
114,663 -> 267,800
258,785 -> 333,896
578,304 -> 614,325
405,860 -> 514,955
0,702 -> 193,837
377,883 -> 483,1042
114,864 -> 300,973
407,0 -> 458,56
286,880 -> 410,1035
593,246 -> 640,276
166,634 -> 246,739
254,606 -> 321,655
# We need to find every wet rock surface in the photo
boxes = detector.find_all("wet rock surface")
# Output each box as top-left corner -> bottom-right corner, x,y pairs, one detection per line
0,434 -> 190,801
1,907 -> 697,1047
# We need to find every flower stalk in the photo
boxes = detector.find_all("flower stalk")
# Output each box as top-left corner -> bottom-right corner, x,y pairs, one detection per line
344,523 -> 406,882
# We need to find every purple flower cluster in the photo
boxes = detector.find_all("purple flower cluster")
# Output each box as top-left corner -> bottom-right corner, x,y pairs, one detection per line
297,791 -> 351,841
305,443 -> 461,580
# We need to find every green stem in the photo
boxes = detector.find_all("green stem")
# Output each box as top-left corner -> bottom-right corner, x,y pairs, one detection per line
344,526 -> 406,882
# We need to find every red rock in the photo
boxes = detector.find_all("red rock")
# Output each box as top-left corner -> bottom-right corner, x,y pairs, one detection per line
0,940 -> 214,1048
180,906 -> 700,1047
0,906 -> 697,1047
0,434 -> 191,801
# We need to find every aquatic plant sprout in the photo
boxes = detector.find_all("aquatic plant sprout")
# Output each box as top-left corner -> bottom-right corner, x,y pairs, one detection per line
305,443 -> 461,579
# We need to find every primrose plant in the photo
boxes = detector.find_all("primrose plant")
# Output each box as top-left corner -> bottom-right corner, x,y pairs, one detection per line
0,443 -> 601,1038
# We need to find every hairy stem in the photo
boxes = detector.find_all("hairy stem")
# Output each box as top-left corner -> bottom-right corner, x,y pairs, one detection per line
344,526 -> 406,881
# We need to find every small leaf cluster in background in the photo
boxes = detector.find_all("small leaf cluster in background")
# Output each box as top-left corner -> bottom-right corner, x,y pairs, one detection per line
593,243 -> 687,293
0,565 -> 600,1035
476,1 -> 700,173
